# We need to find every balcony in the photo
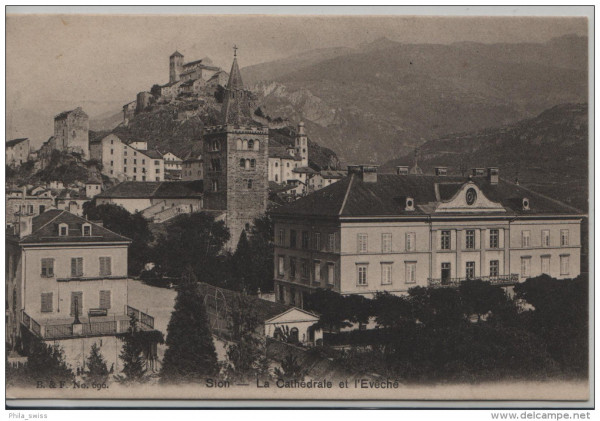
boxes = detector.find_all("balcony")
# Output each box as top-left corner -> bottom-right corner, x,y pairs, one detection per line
21,306 -> 154,340
427,274 -> 519,289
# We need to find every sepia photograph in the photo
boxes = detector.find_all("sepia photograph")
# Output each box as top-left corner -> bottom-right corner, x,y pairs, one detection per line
4,6 -> 593,409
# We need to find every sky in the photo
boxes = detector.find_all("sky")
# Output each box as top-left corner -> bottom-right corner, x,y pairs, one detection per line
5,13 -> 588,148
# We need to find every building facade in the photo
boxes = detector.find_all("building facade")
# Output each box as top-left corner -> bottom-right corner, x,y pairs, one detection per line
6,186 -> 55,225
53,107 -> 90,160
90,133 -> 165,182
6,138 -> 31,167
5,210 -> 157,372
271,166 -> 584,307
163,152 -> 183,171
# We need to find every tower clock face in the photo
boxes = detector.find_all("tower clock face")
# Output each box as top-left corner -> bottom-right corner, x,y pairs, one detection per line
466,188 -> 477,205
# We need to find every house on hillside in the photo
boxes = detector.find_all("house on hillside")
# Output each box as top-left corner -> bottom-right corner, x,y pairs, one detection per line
271,165 -> 584,307
5,186 -> 55,225
6,138 -> 31,167
53,107 -> 90,160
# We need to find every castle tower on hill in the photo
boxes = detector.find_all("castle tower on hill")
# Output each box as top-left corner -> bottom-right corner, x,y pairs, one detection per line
169,50 -> 184,84
295,121 -> 309,167
202,48 -> 269,250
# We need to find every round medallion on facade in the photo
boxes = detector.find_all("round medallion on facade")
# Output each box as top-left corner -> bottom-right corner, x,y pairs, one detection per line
466,188 -> 477,205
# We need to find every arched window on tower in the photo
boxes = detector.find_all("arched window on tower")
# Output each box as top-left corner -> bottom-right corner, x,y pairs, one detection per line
245,159 -> 250,170
243,140 -> 248,150
239,158 -> 245,168
247,179 -> 253,189
250,159 -> 256,168
247,140 -> 254,150
254,140 -> 260,151
236,139 -> 242,150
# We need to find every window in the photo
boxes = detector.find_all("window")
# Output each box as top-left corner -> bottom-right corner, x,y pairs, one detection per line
278,256 -> 285,276
71,257 -> 83,277
520,257 -> 531,278
70,292 -> 83,316
465,261 -> 475,279
110,149 -> 113,155
406,232 -> 416,251
142,159 -> 145,165
278,229 -> 285,246
290,288 -> 296,306
124,159 -> 127,164
465,230 -> 475,249
542,230 -> 550,247
82,224 -> 91,236
250,159 -> 256,168
99,257 -> 112,276
290,258 -> 296,279
358,233 -> 368,253
239,158 -> 245,168
247,179 -> 253,189
382,233 -> 392,253
133,167 -> 137,173
41,292 -> 53,313
327,263 -> 335,285
541,256 -> 550,274
301,231 -> 309,249
490,229 -> 500,249
560,255 -> 570,275
560,229 -> 569,246
314,261 -> 321,282
441,230 -> 451,250
59,223 -> 68,236
278,285 -> 285,303
124,167 -> 127,173
301,259 -> 309,279
110,160 -> 113,166
328,233 -> 336,252
490,260 -> 499,277
248,140 -> 254,150
290,230 -> 297,248
381,263 -> 392,285
41,258 -> 54,277
133,176 -> 137,181
134,159 -> 137,165
357,264 -> 368,286
212,180 -> 218,192
155,160 -> 160,166
313,232 -> 321,250
405,262 -> 416,284
521,230 -> 531,248
156,169 -> 160,174
99,290 -> 111,309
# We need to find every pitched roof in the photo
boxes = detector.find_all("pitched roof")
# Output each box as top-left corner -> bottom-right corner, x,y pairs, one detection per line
269,147 -> 297,160
142,149 -> 163,159
18,210 -> 131,244
54,107 -> 87,120
96,181 -> 203,199
170,50 -> 183,58
6,138 -> 28,148
271,174 -> 583,218
226,57 -> 244,90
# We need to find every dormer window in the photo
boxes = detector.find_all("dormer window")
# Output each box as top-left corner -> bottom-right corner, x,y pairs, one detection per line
405,197 -> 415,211
522,198 -> 530,211
82,224 -> 92,236
59,223 -> 68,236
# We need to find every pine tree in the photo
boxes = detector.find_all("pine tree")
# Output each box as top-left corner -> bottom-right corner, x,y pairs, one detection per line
16,335 -> 74,387
160,267 -> 219,383
223,292 -> 270,382
84,343 -> 110,384
115,315 -> 148,384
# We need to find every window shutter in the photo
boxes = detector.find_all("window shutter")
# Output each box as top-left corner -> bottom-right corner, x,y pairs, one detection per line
71,258 -> 77,277
41,292 -> 53,313
99,290 -> 111,309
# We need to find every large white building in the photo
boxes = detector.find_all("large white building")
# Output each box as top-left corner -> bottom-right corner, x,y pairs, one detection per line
90,134 -> 165,182
270,165 -> 584,307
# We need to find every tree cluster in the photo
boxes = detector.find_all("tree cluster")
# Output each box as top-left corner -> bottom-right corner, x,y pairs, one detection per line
305,276 -> 588,382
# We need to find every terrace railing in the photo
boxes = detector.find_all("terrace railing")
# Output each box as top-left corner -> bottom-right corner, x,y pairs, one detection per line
427,274 -> 519,289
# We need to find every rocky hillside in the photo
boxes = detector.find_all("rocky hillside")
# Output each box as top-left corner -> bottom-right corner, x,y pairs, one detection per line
99,93 -> 340,168
381,103 -> 589,211
243,35 -> 587,165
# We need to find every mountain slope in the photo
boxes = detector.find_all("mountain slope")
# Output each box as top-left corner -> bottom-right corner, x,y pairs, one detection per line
243,35 -> 587,164
381,103 -> 588,211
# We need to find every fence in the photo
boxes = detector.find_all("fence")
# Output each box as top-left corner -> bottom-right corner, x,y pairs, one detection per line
127,305 -> 155,329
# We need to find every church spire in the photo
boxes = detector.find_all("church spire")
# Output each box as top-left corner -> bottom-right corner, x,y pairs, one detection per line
221,45 -> 256,125
226,46 -> 244,91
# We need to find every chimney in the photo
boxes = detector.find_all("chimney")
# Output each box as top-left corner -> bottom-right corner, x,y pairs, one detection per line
17,214 -> 33,238
396,166 -> 409,175
472,168 -> 486,177
434,167 -> 448,176
348,164 -> 378,183
488,167 -> 499,185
